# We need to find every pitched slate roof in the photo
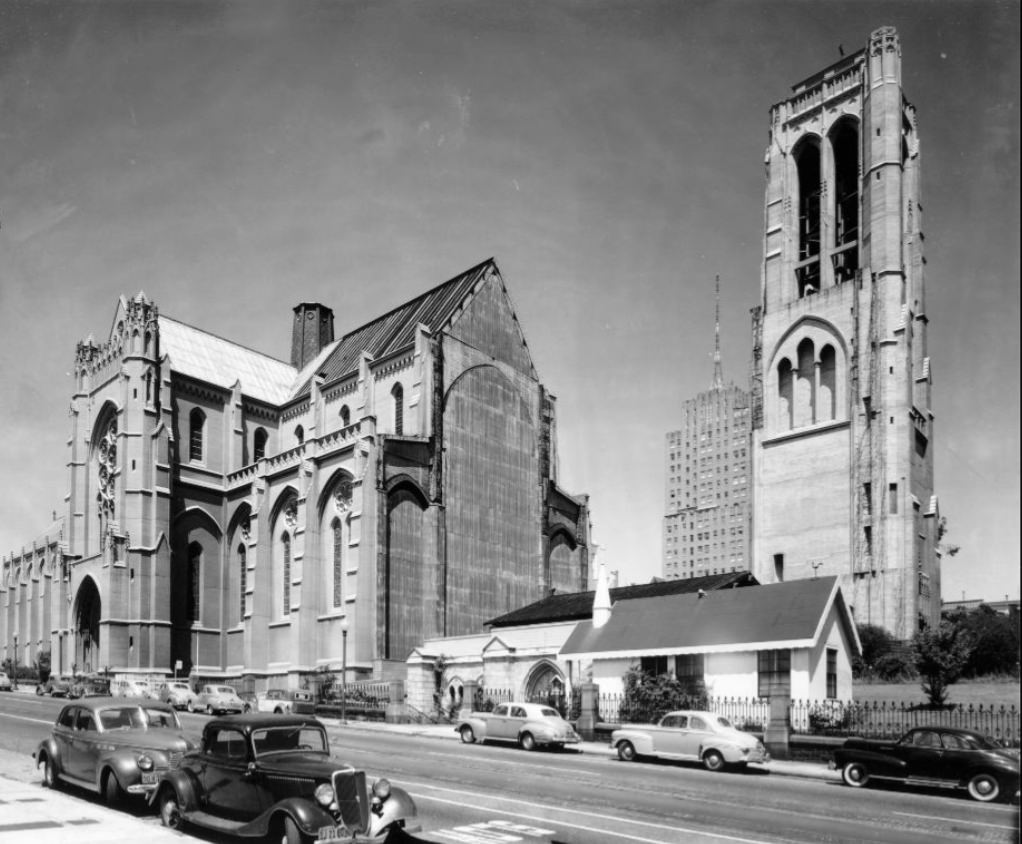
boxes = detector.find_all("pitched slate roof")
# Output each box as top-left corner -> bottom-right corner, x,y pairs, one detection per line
559,576 -> 859,658
293,258 -> 498,397
486,570 -> 757,628
159,316 -> 297,405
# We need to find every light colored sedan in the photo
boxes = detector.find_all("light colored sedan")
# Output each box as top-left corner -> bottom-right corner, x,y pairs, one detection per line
456,702 -> 581,751
0,671 -> 12,692
158,681 -> 196,710
192,684 -> 246,715
611,710 -> 769,771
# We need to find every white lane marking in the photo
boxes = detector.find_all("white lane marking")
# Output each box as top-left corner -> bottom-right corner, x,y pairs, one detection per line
403,782 -> 772,844
0,712 -> 54,726
893,811 -> 1019,831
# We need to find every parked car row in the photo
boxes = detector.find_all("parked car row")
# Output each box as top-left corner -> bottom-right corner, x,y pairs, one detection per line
33,698 -> 424,842
454,703 -> 1018,804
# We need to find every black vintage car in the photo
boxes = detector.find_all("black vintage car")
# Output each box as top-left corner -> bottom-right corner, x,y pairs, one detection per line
833,726 -> 1019,803
149,714 -> 422,843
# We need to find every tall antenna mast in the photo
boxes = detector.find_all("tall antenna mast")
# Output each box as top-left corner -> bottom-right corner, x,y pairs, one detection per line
712,275 -> 724,389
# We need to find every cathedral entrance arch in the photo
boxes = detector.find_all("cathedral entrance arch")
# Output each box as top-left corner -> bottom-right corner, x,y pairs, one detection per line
73,577 -> 101,674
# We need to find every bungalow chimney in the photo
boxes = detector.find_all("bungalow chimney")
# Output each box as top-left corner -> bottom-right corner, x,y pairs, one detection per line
291,303 -> 335,369
592,555 -> 612,629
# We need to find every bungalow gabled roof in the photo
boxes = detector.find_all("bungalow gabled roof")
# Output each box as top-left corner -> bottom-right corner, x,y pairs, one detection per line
486,570 -> 757,628
558,576 -> 860,659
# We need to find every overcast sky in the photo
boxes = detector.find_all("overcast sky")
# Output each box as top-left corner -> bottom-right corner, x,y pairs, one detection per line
1,1 -> 1018,603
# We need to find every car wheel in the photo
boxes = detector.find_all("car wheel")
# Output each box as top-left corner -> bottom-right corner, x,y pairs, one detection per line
186,701 -> 194,713
967,772 -> 1001,803
460,726 -> 476,744
41,755 -> 59,789
206,704 -> 213,715
35,686 -> 43,696
617,741 -> 637,762
280,814 -> 311,844
103,771 -> 124,806
274,707 -> 283,715
519,732 -> 537,752
244,703 -> 252,713
159,788 -> 186,831
842,761 -> 870,788
702,749 -> 726,772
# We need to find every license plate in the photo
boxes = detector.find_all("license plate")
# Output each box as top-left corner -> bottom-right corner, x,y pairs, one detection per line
316,825 -> 350,842
141,772 -> 159,785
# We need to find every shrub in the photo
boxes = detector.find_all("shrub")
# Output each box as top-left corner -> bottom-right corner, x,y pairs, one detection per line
618,666 -> 709,724
914,621 -> 974,706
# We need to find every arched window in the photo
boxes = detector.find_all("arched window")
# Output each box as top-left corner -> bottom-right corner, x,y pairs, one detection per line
392,383 -> 404,435
340,405 -> 350,427
281,533 -> 291,616
295,425 -> 304,446
332,519 -> 343,609
795,338 -> 815,427
794,137 -> 821,296
253,427 -> 267,461
237,544 -> 247,624
189,408 -> 205,462
777,358 -> 794,430
819,344 -> 837,422
187,542 -> 202,623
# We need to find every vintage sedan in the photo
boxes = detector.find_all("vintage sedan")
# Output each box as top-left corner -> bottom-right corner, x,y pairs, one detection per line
611,710 -> 769,771
158,680 -> 197,710
0,671 -> 12,691
456,702 -> 581,751
149,714 -> 422,843
33,697 -> 194,804
192,683 -> 246,714
257,688 -> 317,715
833,726 -> 1020,803
36,674 -> 75,697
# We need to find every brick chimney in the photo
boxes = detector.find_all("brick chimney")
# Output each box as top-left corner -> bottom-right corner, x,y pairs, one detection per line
290,303 -> 335,369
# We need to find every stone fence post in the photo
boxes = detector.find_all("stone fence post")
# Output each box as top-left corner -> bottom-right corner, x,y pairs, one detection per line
385,680 -> 408,724
576,682 -> 599,741
764,695 -> 791,759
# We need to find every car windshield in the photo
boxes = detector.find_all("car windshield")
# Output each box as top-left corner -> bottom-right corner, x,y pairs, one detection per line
143,707 -> 182,729
252,726 -> 328,756
99,707 -> 146,730
714,716 -> 733,729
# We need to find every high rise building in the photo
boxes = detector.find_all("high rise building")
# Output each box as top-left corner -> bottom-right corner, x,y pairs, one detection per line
750,27 -> 940,638
663,279 -> 752,579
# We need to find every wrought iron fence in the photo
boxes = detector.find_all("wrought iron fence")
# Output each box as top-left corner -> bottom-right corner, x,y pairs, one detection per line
591,694 -> 1019,745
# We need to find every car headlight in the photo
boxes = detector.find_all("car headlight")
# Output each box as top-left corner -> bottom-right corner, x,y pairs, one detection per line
137,754 -> 154,771
371,778 -> 391,806
314,782 -> 335,806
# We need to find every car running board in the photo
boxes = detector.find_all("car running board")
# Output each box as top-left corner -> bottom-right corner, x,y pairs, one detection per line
182,810 -> 247,833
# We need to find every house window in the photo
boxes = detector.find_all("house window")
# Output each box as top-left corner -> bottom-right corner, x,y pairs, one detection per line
189,408 -> 205,462
675,654 -> 704,691
640,656 -> 669,677
253,428 -> 267,461
281,533 -> 291,616
187,542 -> 202,623
392,383 -> 404,435
757,649 -> 791,698
826,648 -> 838,699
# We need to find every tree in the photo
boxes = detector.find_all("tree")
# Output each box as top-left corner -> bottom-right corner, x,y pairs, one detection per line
853,623 -> 896,678
936,516 -> 960,558
947,604 -> 1020,678
913,621 -> 973,706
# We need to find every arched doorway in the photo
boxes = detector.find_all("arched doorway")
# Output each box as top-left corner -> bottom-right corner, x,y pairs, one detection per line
525,662 -> 566,715
74,577 -> 101,674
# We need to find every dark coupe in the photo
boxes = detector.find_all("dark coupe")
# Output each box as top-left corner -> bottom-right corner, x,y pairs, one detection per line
149,713 -> 422,843
833,726 -> 1019,803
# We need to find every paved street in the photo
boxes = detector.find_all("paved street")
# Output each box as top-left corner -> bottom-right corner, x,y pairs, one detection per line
0,691 -> 1018,843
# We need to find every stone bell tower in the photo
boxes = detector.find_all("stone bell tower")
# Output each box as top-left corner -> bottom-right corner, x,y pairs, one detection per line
750,27 -> 939,639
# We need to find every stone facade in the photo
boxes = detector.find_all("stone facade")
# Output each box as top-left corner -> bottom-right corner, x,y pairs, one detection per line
751,27 -> 940,638
1,260 -> 591,690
